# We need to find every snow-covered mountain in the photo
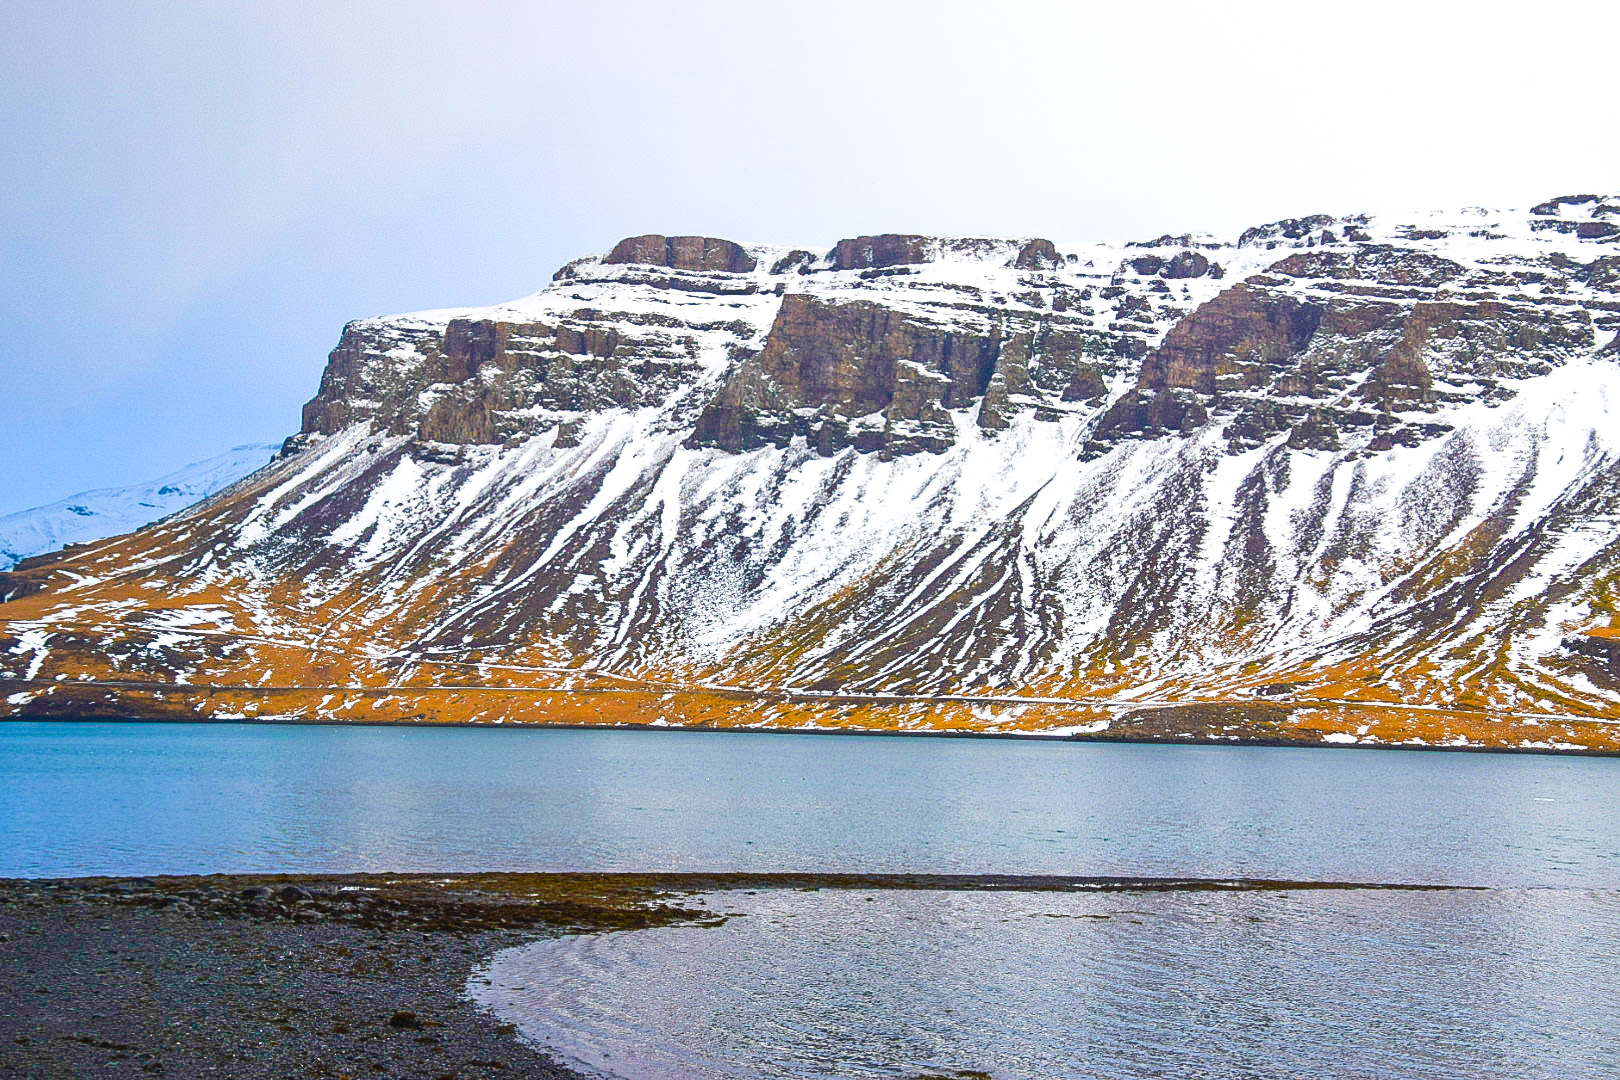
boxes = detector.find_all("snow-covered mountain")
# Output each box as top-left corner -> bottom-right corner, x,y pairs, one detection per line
0,444 -> 276,570
5,196 -> 1620,752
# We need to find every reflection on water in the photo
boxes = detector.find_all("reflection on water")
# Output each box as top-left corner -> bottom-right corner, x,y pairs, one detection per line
472,887 -> 1620,1080
1,722 -> 1619,885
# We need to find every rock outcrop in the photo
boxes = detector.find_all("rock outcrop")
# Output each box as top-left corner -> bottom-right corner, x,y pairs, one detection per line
687,293 -> 1111,455
1093,235 -> 1597,454
829,234 -> 1063,272
603,234 -> 758,273
691,294 -> 981,455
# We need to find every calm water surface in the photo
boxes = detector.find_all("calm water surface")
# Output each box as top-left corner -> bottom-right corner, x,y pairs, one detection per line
6,721 -> 1620,1079
1,721 -> 1617,884
474,887 -> 1620,1080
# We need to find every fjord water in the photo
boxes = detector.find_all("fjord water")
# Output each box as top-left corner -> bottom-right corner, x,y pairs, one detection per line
472,887 -> 1620,1080
7,723 -> 1620,1080
1,721 -> 1617,884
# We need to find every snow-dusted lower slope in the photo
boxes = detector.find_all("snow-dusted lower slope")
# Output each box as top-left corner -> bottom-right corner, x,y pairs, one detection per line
5,197 -> 1620,751
0,444 -> 276,570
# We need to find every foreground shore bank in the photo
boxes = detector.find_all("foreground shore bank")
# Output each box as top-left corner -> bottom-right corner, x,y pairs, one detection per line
0,873 -> 1473,1079
0,873 -> 722,1080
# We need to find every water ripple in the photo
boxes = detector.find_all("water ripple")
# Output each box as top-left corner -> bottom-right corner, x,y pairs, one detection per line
473,888 -> 1620,1080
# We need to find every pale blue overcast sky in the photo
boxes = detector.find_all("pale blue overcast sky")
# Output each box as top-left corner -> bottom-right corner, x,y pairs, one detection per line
3,0 -> 1615,514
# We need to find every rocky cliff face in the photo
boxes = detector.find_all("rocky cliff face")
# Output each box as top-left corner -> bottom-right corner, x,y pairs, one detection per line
5,197 -> 1620,751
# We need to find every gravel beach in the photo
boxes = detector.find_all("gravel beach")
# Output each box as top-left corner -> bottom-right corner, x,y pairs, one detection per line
0,874 -> 714,1080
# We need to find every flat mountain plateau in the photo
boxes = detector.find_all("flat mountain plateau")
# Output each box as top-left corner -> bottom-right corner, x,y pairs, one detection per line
7,196 -> 1620,751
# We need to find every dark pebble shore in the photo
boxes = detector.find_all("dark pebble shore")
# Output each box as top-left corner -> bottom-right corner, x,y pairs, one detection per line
0,873 -> 719,1080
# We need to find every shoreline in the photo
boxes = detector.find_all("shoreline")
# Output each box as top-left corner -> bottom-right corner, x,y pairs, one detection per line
0,873 -> 725,1080
1,872 -> 1486,1078
5,712 -> 1619,759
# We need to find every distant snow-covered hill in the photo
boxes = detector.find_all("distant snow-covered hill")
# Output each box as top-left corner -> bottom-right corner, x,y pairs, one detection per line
0,444 -> 275,569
